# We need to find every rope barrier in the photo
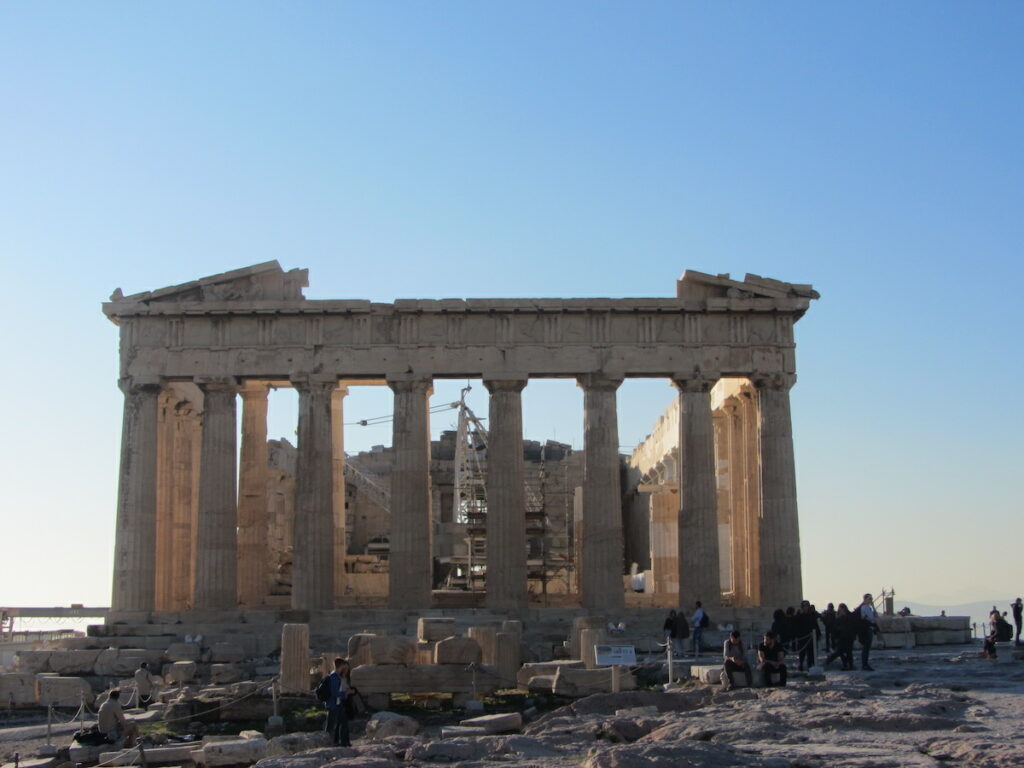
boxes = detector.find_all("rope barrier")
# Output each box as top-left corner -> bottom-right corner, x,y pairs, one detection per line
82,676 -> 281,768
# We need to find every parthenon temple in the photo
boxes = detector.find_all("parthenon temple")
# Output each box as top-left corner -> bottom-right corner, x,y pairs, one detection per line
103,262 -> 818,619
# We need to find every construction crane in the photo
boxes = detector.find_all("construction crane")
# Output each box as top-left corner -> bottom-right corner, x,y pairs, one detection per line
449,385 -> 550,592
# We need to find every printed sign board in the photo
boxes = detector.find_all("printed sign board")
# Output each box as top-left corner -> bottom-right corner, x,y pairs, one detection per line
594,645 -> 637,666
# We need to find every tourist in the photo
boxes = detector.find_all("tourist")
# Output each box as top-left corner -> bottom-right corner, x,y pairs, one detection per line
322,657 -> 351,746
794,601 -> 821,670
982,611 -> 1000,659
824,603 -> 857,670
133,661 -> 159,711
770,608 -> 789,645
757,631 -> 787,686
1012,598 -> 1023,646
663,610 -> 688,656
691,601 -> 708,657
857,593 -> 879,671
821,603 -> 837,652
721,630 -> 752,690
97,689 -> 138,746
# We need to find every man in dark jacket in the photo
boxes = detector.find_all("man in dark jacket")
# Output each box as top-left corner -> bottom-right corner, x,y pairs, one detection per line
794,601 -> 822,670
825,603 -> 858,670
821,603 -> 837,652
323,658 -> 351,746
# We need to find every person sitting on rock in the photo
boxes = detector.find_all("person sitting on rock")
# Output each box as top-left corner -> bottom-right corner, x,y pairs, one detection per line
97,689 -> 138,746
824,603 -> 858,670
721,630 -> 753,690
757,632 -> 787,687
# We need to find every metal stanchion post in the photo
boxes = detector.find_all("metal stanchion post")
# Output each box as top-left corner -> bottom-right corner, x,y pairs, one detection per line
666,641 -> 674,685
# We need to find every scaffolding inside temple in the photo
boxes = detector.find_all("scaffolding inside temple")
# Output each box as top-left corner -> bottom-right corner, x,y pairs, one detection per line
446,385 -> 575,594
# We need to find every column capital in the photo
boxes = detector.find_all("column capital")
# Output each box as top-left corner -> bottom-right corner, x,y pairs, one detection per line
195,376 -> 241,394
118,376 -> 163,395
576,373 -> 623,391
671,375 -> 717,394
752,373 -> 797,391
239,380 -> 272,399
386,375 -> 434,395
290,373 -> 338,392
483,378 -> 528,394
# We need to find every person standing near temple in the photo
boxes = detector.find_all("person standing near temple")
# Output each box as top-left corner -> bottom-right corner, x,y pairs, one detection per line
857,593 -> 879,671
821,603 -> 837,653
794,601 -> 821,670
133,661 -> 159,711
691,601 -> 708,657
321,658 -> 351,746
1012,598 -> 1023,646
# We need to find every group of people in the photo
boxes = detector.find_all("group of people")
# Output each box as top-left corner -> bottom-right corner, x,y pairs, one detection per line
662,601 -> 711,657
981,598 -> 1022,659
704,592 -> 883,689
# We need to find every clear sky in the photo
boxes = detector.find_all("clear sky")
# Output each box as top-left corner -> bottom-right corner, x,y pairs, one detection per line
1,2 -> 1021,612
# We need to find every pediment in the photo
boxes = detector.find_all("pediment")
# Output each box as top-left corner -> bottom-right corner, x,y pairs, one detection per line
109,261 -> 308,304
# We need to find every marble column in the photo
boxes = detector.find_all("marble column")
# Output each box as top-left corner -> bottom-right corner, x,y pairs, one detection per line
756,374 -> 803,607
237,382 -> 270,607
484,379 -> 528,611
154,391 -> 176,610
648,491 -> 679,594
111,377 -> 161,612
292,376 -> 336,610
741,390 -> 762,604
155,391 -> 200,610
331,386 -> 348,603
172,400 -> 201,610
724,401 -> 750,605
673,376 -> 721,611
387,377 -> 433,609
194,378 -> 239,610
578,374 -> 624,612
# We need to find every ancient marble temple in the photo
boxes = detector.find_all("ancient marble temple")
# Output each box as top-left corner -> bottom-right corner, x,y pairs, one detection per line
103,262 -> 818,616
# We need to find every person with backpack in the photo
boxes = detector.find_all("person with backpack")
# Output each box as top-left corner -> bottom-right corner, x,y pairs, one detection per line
691,601 -> 709,657
317,657 -> 351,746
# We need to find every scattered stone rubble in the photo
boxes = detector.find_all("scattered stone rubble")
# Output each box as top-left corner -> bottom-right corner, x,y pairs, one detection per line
3,614 -> 1020,768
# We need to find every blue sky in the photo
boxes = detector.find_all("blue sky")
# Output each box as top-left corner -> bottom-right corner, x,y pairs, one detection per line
1,2 -> 1021,611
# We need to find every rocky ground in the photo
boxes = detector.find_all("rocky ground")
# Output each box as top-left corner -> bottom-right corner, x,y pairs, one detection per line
3,645 -> 1022,768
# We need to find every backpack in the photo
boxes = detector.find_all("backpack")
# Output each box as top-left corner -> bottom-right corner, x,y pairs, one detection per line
315,675 -> 332,703
700,612 -> 710,629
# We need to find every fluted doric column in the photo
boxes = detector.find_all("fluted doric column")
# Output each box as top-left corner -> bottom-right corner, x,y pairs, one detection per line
484,379 -> 528,612
194,378 -> 239,610
331,386 -> 349,603
111,377 -> 161,612
673,375 -> 721,610
237,382 -> 270,607
155,390 -> 201,610
172,399 -> 201,609
292,375 -> 336,610
723,400 -> 750,605
578,374 -> 624,612
387,377 -> 433,609
756,374 -> 803,607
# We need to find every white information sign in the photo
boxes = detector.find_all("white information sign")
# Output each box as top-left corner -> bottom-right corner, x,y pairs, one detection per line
594,644 -> 637,666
